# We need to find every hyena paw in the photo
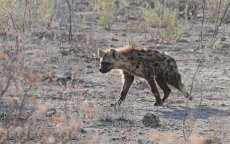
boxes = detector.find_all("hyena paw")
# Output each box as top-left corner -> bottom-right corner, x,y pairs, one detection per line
154,101 -> 163,106
110,103 -> 117,107
111,100 -> 121,109
188,96 -> 193,100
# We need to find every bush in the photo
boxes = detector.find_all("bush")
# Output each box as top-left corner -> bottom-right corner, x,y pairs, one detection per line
0,0 -> 55,32
206,0 -> 230,23
142,0 -> 177,28
142,0 -> 184,43
94,0 -> 116,30
158,26 -> 185,43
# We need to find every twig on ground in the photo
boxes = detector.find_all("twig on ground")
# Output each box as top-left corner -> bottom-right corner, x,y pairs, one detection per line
66,0 -> 73,41
209,2 -> 230,49
182,0 -> 229,142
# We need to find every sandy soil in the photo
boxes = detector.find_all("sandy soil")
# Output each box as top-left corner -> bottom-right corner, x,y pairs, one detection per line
0,0 -> 230,143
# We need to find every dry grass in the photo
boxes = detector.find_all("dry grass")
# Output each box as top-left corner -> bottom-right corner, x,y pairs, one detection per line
206,0 -> 230,23
0,0 -> 230,143
94,0 -> 116,30
142,0 -> 185,43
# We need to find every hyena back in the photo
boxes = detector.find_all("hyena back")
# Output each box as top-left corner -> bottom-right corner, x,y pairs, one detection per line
98,44 -> 192,107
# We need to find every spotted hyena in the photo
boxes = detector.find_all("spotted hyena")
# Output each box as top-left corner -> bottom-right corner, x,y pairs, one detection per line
98,44 -> 192,107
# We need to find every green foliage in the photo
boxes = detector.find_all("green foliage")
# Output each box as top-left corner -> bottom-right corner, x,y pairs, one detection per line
142,0 -> 184,43
206,0 -> 229,23
0,0 -> 15,31
38,0 -> 55,24
206,0 -> 229,9
142,0 -> 177,28
158,26 -> 185,43
0,0 -> 54,32
94,0 -> 116,30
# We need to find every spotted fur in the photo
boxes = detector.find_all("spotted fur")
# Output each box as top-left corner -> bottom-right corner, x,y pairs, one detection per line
98,44 -> 192,107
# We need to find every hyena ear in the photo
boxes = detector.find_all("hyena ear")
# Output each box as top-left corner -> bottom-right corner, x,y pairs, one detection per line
110,49 -> 119,60
98,49 -> 105,57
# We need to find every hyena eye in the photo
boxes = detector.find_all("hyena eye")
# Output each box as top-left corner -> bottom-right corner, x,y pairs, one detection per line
101,62 -> 111,65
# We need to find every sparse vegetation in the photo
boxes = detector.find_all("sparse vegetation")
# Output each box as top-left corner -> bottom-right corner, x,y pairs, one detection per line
0,0 -> 55,32
158,26 -> 185,43
206,0 -> 230,22
142,0 -> 184,43
0,0 -> 230,143
94,0 -> 117,30
38,0 -> 55,27
206,0 -> 229,9
142,1 -> 177,28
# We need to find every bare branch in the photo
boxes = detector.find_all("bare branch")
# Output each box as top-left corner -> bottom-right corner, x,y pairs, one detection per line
182,1 -> 229,142
47,0 -> 57,29
22,0 -> 28,32
0,73 -> 12,97
182,0 -> 206,141
209,2 -> 230,49
66,0 -> 73,41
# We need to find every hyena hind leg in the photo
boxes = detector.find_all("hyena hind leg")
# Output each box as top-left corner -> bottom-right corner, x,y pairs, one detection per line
146,78 -> 162,106
155,77 -> 171,103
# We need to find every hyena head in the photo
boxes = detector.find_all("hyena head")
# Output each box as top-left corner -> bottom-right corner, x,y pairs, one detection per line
98,48 -> 119,73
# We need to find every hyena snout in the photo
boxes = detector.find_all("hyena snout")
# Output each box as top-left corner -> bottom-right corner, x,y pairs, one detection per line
99,62 -> 112,73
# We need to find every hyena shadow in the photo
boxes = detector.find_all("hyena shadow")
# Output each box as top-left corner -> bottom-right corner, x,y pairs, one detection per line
158,105 -> 230,120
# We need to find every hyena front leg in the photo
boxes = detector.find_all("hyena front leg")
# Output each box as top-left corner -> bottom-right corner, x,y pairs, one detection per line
111,71 -> 134,108
155,77 -> 171,103
146,78 -> 162,106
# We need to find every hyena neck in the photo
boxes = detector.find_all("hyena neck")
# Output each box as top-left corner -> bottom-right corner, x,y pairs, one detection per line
114,53 -> 134,71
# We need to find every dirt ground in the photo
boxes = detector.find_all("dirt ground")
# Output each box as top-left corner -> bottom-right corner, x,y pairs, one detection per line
0,0 -> 230,144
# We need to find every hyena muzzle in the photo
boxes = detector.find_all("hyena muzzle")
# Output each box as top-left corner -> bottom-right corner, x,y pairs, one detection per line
98,44 -> 192,107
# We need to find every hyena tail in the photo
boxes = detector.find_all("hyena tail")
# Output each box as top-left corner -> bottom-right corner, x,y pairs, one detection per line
167,73 -> 192,100
179,83 -> 192,100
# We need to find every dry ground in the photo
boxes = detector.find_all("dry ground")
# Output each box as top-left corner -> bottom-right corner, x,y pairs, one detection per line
0,0 -> 230,144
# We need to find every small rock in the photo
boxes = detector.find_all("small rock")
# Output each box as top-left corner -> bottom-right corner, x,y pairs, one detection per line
138,139 -> 154,144
174,127 -> 179,130
79,128 -> 87,134
111,137 -> 119,141
128,16 -> 137,20
221,103 -> 226,107
111,38 -> 119,41
221,36 -> 226,41
45,32 -> 55,41
45,108 -> 56,117
177,39 -> 190,43
64,72 -> 72,77
182,32 -> 190,37
142,113 -> 160,127
87,65 -> 92,69
20,104 -> 36,111
31,32 -> 45,39
72,79 -> 78,88
205,137 -> 221,144
30,32 -> 45,44
206,27 -> 215,33
121,33 -> 126,36
214,56 -> 221,62
0,31 -> 6,36
78,79 -> 84,84
56,76 -> 72,86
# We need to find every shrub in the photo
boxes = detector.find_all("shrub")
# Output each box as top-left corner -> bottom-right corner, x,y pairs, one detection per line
94,0 -> 116,30
37,0 -> 55,26
0,0 -> 55,32
158,26 -> 185,43
142,0 -> 184,43
206,0 -> 230,23
142,0 -> 177,28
